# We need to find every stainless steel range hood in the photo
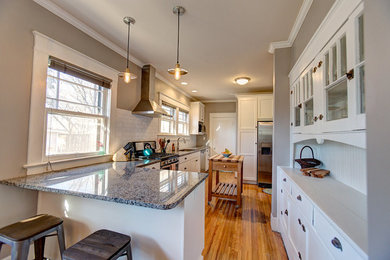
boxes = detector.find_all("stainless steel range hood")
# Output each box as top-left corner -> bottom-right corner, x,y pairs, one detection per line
132,65 -> 168,117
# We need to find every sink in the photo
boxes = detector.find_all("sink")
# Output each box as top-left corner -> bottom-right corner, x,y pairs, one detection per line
179,148 -> 198,152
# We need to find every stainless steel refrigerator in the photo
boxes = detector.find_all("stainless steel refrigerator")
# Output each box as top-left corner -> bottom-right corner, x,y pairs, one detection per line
257,121 -> 273,187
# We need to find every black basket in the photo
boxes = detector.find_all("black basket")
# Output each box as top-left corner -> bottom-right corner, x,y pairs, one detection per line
295,146 -> 321,169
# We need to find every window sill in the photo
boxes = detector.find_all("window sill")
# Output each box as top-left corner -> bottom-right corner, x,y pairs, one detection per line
24,154 -> 113,175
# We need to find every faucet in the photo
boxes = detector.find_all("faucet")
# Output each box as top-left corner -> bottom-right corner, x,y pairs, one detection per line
177,137 -> 186,151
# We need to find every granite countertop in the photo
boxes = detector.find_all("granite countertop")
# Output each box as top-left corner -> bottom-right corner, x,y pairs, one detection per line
174,146 -> 208,157
0,161 -> 208,210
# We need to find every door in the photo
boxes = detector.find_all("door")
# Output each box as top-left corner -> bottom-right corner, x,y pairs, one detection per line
209,113 -> 237,156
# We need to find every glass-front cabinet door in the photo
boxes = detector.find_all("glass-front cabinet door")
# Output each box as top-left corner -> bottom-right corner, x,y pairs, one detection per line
291,79 -> 302,133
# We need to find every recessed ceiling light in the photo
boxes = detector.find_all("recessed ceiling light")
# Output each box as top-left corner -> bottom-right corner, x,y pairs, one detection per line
191,90 -> 198,93
235,77 -> 251,85
181,82 -> 188,86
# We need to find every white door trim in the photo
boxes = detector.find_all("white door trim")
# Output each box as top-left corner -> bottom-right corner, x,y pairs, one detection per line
209,113 -> 237,155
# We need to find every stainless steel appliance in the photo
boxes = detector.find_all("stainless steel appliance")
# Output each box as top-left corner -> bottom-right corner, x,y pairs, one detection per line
131,141 -> 178,170
257,121 -> 273,188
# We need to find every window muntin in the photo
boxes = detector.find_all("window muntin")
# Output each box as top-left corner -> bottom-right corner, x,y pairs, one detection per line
45,67 -> 109,157
178,110 -> 189,135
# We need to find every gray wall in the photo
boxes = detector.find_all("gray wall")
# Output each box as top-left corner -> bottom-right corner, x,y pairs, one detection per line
365,0 -> 390,259
272,48 -> 291,218
0,0 -> 190,257
290,0 -> 335,68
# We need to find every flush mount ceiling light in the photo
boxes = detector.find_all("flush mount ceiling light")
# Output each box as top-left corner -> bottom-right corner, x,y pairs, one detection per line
181,82 -> 188,86
235,77 -> 251,85
119,16 -> 137,84
168,6 -> 188,80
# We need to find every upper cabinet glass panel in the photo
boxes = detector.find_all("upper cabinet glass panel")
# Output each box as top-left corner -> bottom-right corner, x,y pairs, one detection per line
340,35 -> 347,75
325,52 -> 330,86
358,15 -> 365,63
357,14 -> 366,114
326,79 -> 348,121
332,45 -> 338,82
304,99 -> 314,126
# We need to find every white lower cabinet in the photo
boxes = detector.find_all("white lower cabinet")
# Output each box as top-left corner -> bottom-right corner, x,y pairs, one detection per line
277,168 -> 367,260
179,151 -> 201,172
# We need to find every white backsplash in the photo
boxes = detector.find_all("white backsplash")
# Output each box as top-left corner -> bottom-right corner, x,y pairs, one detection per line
293,140 -> 367,195
110,108 -> 197,153
110,109 -> 159,152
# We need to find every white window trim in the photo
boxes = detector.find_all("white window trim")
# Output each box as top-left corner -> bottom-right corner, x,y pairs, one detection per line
26,31 -> 119,174
159,93 -> 190,136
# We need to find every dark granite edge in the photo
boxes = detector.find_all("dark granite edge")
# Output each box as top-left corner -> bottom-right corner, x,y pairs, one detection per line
175,146 -> 208,157
0,173 -> 208,210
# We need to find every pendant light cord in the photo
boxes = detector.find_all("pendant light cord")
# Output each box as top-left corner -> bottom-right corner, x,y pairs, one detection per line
127,21 -> 130,69
176,9 -> 180,64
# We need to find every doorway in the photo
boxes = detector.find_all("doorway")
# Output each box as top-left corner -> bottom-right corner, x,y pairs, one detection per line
209,113 -> 237,156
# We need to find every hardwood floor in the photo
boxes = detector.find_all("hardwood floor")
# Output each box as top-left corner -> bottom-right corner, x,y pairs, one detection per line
203,172 -> 287,260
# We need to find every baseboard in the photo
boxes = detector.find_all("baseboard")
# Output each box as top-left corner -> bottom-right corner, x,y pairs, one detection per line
271,215 -> 279,232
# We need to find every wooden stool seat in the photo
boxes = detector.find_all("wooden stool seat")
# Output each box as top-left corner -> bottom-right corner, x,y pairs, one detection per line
0,214 -> 65,260
63,229 -> 132,260
0,214 -> 63,242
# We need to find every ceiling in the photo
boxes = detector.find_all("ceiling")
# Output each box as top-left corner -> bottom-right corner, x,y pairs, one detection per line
44,0 -> 303,101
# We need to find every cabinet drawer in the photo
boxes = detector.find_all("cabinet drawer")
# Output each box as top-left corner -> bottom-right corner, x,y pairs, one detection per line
291,183 -> 313,222
179,152 -> 200,163
314,208 -> 364,260
212,161 -> 238,172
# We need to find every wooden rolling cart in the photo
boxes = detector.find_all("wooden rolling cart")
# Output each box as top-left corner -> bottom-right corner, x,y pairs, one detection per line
207,154 -> 244,207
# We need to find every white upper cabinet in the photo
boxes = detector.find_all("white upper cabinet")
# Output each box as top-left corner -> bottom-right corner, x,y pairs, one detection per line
257,94 -> 273,121
238,96 -> 257,130
190,101 -> 205,135
290,2 -> 365,146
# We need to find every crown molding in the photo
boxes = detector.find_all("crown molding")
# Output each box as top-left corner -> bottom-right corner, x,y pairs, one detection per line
268,0 -> 313,54
33,0 -> 195,100
201,99 -> 237,103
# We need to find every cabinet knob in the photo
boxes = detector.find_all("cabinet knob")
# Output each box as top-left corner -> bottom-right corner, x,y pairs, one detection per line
284,209 -> 288,216
280,189 -> 283,193
298,103 -> 302,109
318,61 -> 323,68
302,224 -> 306,232
281,211 -> 283,215
331,237 -> 343,251
185,157 -> 187,160
283,178 -> 287,182
152,167 -> 156,169
223,165 -> 226,168
319,114 -> 324,120
184,167 -> 187,170
313,116 -> 318,122
298,218 -> 301,225
297,195 -> 302,201
291,122 -> 293,126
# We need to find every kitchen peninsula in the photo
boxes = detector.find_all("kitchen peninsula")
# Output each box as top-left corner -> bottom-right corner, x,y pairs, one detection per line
0,161 -> 207,260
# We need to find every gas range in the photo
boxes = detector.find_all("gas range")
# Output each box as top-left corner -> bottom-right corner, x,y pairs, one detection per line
130,141 -> 179,170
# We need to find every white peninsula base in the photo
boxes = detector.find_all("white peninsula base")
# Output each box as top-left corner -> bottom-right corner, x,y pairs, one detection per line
33,183 -> 204,260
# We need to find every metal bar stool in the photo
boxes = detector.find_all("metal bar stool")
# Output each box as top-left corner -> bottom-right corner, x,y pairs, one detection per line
0,214 -> 65,260
63,229 -> 132,260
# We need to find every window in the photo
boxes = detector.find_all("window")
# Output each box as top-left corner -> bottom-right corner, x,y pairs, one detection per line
45,57 -> 111,158
160,103 -> 176,134
177,110 -> 189,135
159,94 -> 190,135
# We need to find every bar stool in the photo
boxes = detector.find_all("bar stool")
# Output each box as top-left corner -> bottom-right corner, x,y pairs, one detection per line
0,214 -> 65,260
63,229 -> 132,260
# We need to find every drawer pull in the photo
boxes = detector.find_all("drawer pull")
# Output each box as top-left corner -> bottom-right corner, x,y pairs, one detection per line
281,211 -> 283,215
298,252 -> 302,260
331,237 -> 343,251
283,178 -> 286,182
280,189 -> 283,193
185,157 -> 187,160
223,165 -> 226,168
152,167 -> 156,169
298,218 -> 301,225
297,195 -> 302,201
184,167 -> 187,170
284,209 -> 288,216
302,224 -> 306,232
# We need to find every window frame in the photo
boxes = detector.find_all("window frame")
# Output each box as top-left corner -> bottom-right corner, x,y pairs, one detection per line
159,93 -> 190,136
26,31 -> 117,174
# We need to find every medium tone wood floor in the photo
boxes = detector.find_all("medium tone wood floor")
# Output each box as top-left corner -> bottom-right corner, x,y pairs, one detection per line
203,172 -> 287,260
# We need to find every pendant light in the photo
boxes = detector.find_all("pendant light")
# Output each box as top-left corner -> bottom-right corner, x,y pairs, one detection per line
119,16 -> 137,83
168,6 -> 188,80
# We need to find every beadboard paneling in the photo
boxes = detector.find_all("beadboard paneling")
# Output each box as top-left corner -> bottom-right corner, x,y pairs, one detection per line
294,140 -> 367,195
